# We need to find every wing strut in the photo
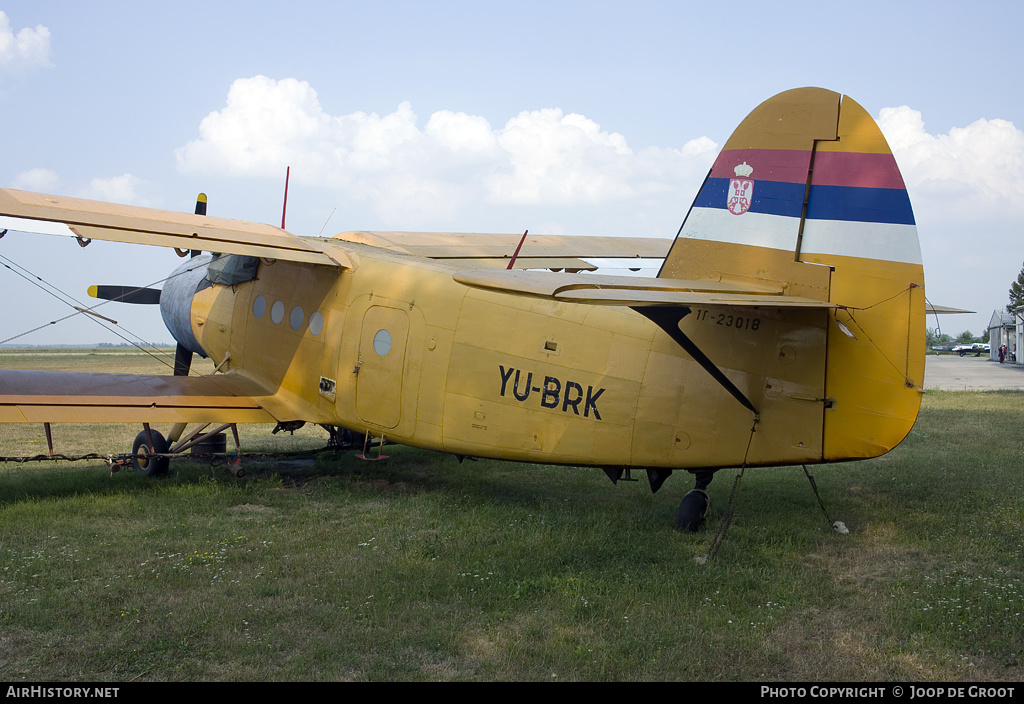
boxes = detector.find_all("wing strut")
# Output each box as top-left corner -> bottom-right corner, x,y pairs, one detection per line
633,306 -> 759,417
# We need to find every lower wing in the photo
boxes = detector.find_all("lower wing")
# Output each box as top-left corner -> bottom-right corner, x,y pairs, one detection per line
0,370 -> 278,424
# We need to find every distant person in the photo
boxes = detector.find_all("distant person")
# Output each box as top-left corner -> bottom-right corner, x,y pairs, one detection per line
999,345 -> 1007,364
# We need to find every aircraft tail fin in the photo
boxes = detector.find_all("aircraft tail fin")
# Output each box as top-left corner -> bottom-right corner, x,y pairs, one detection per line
661,87 -> 925,460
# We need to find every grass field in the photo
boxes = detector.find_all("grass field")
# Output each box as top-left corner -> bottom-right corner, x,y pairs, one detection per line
0,349 -> 1022,681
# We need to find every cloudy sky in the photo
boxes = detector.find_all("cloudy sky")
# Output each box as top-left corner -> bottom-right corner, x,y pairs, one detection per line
1,1 -> 1022,345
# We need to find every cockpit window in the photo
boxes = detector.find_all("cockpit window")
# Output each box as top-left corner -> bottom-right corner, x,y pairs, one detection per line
206,253 -> 260,285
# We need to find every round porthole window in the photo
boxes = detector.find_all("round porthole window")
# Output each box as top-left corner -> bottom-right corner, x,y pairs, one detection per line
290,305 -> 304,331
271,300 -> 285,324
373,329 -> 392,356
309,311 -> 324,336
252,295 -> 266,319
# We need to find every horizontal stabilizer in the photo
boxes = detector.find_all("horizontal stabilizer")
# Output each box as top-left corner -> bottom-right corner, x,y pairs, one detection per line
453,269 -> 836,309
926,303 -> 974,315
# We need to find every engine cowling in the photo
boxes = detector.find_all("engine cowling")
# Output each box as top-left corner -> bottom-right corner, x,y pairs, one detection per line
159,254 -> 213,357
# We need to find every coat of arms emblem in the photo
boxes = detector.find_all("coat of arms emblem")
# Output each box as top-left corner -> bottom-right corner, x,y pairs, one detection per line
727,162 -> 754,215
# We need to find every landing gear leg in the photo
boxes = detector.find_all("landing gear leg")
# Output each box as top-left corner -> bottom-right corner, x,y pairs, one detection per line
676,470 -> 714,531
320,425 -> 358,451
132,426 -> 170,477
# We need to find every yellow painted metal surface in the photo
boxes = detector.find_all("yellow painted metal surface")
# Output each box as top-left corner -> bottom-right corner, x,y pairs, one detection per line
720,87 -> 839,151
454,267 -> 836,308
333,230 -> 670,261
0,87 -> 929,477
0,370 -> 276,424
0,187 -> 349,267
661,87 -> 925,462
820,254 -> 925,459
355,306 -> 411,429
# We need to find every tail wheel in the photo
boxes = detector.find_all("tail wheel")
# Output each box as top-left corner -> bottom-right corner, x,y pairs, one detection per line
676,489 -> 710,532
132,430 -> 170,476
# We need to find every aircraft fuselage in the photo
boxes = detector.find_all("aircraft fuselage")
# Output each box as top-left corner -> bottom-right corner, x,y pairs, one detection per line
189,241 -> 830,471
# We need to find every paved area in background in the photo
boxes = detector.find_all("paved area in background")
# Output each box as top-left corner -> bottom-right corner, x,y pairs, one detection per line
924,354 -> 1024,391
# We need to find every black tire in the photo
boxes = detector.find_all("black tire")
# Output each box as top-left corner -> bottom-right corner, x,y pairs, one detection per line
676,489 -> 710,531
132,430 -> 170,476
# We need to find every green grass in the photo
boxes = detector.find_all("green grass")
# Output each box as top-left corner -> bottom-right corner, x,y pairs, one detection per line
0,347 -> 191,374
0,351 -> 1022,680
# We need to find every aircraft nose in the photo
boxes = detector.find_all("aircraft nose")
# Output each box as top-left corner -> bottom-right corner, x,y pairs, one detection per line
160,253 -> 213,357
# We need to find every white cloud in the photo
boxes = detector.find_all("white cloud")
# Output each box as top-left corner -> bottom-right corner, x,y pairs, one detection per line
425,110 -> 500,159
9,170 -> 152,207
878,106 -> 1024,334
0,12 -> 51,73
84,174 -> 149,205
879,105 -> 1024,222
175,76 -> 718,225
486,108 -> 636,205
12,167 -> 58,191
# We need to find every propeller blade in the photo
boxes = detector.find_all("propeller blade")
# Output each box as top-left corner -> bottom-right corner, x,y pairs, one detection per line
191,193 -> 206,257
173,343 -> 194,377
87,285 -> 161,305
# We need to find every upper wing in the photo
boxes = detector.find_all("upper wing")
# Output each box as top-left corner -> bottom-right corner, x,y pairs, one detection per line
452,269 -> 837,308
0,369 -> 279,424
334,230 -> 670,270
0,188 -> 351,268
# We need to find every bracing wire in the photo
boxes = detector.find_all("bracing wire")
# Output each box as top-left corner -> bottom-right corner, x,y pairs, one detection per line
0,252 -> 207,373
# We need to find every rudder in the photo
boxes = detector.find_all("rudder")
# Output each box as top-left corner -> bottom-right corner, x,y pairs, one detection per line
661,87 -> 925,461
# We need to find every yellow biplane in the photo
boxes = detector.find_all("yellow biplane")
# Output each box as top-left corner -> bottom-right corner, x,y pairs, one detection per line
0,88 -> 928,529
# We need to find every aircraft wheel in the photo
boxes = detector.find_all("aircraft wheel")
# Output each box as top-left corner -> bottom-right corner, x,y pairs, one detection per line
676,489 -> 709,532
132,430 -> 170,476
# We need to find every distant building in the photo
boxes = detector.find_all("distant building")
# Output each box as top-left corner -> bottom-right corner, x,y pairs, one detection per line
1016,307 -> 1024,365
988,310 -> 1017,363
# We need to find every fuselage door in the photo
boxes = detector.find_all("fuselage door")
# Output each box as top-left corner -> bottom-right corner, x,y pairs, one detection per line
355,305 -> 410,429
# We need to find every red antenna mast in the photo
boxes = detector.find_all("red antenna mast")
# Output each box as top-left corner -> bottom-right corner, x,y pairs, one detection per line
281,166 -> 291,229
507,230 -> 528,270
